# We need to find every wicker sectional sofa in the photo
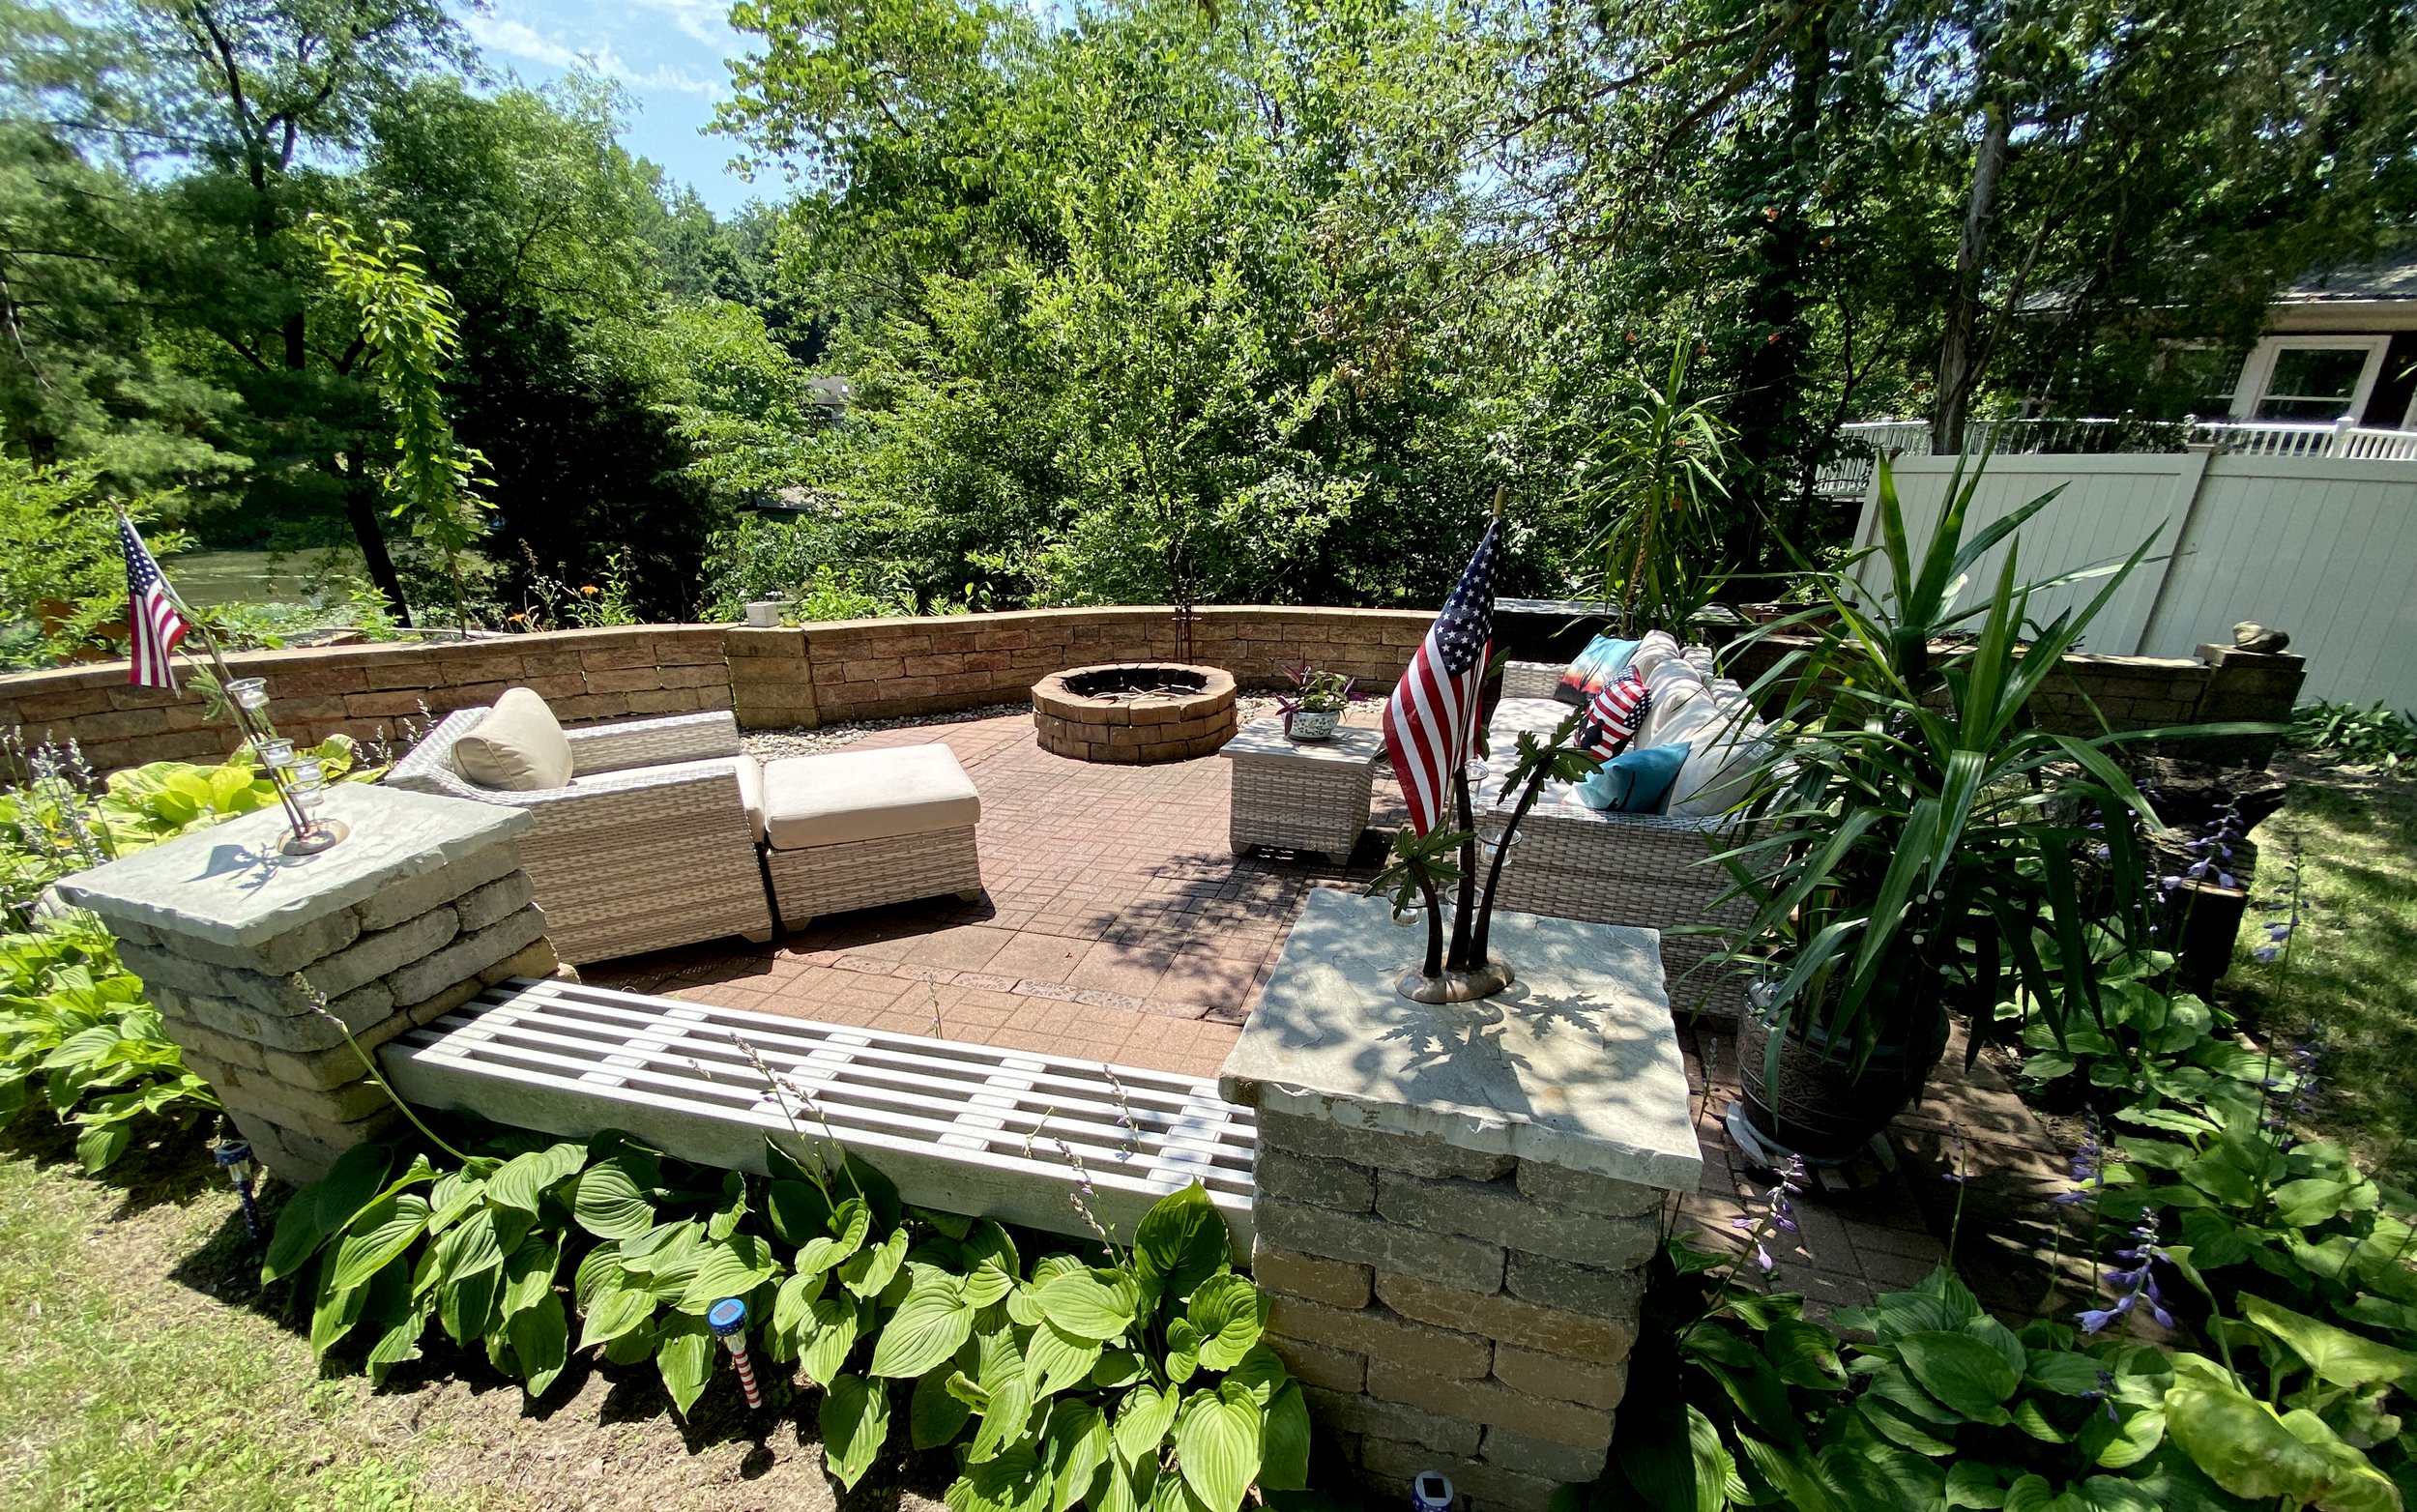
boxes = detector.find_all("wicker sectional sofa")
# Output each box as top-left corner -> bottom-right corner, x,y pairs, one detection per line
1478,652 -> 1759,1015
390,708 -> 775,965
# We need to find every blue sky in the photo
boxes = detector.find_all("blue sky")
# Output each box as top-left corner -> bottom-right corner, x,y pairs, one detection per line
451,0 -> 765,216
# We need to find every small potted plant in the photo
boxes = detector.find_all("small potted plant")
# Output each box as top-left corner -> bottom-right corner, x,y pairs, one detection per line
1278,664 -> 1355,741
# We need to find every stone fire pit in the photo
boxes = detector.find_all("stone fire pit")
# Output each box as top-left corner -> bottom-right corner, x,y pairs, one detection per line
1033,663 -> 1238,764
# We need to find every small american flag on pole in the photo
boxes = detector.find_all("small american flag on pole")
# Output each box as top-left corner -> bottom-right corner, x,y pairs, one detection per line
1383,519 -> 1500,835
118,514 -> 190,690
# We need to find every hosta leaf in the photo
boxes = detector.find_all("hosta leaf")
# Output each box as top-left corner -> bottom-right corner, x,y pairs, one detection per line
1039,1269 -> 1139,1343
842,1227 -> 909,1299
502,1230 -> 565,1320
426,1162 -> 496,1235
1115,1382 -> 1179,1467
656,1311 -> 715,1416
872,1265 -> 975,1378
310,1250 -> 377,1356
440,1264 -> 499,1346
680,1234 -> 782,1314
799,1294 -> 862,1385
1896,1331 -> 2017,1423
1091,1349 -> 1146,1390
774,1269 -> 828,1337
603,1317 -> 658,1366
573,1244 -> 625,1310
972,1372 -> 1035,1464
1165,1318 -> 1201,1382
263,1142 -> 393,1282
820,1374 -> 891,1490
578,1283 -> 655,1351
331,1192 -> 431,1293
1186,1274 -> 1267,1373
365,1296 -> 433,1387
74,1121 -> 130,1173
2240,1294 -> 2417,1388
1043,1399 -> 1111,1512
914,1367 -> 976,1448
1135,1183 -> 1227,1303
509,1290 -> 570,1395
947,1446 -> 1050,1512
487,1143 -> 587,1214
1257,1381 -> 1310,1492
1218,1346 -> 1288,1408
766,1179 -> 833,1246
572,1160 -> 656,1240
1173,1385 -> 1259,1512
416,1207 -> 504,1297
1025,1322 -> 1104,1400
800,1199 -> 871,1276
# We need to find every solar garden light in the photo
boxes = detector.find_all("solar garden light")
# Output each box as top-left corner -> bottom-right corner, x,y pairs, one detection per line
214,1131 -> 262,1240
1411,1469 -> 1455,1512
708,1296 -> 762,1409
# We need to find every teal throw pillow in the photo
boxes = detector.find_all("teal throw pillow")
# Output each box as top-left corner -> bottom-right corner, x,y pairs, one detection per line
1554,634 -> 1642,707
1574,740 -> 1690,813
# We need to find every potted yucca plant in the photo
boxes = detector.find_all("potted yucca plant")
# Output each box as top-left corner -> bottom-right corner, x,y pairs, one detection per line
1709,454 -> 2169,1159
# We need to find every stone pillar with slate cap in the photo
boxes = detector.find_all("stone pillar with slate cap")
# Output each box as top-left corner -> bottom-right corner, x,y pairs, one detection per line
1219,889 -> 1701,1512
56,783 -> 558,1181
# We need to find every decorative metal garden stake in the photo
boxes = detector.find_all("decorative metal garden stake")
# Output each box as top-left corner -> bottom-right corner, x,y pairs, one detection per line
215,1133 -> 262,1241
709,1296 -> 762,1409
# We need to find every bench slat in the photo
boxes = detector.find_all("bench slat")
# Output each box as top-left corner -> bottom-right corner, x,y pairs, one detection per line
381,978 -> 1256,1249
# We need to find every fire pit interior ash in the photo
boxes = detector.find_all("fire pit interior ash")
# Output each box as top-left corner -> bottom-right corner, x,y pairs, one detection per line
1033,662 -> 1238,764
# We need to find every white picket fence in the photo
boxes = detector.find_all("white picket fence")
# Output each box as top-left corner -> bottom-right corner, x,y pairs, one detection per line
1819,417 -> 2417,501
1843,450 -> 2417,713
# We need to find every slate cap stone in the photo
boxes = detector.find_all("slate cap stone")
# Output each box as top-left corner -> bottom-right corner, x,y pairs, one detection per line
1220,889 -> 1700,1194
59,784 -> 531,950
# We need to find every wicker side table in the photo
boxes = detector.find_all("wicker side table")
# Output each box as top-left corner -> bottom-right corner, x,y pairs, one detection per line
1219,718 -> 1385,860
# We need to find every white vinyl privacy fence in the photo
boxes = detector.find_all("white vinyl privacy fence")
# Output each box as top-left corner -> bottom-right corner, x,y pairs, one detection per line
1850,451 -> 2417,712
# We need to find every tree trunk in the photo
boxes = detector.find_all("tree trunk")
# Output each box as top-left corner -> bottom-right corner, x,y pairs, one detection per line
1935,101 -> 2010,455
1724,4 -> 1834,578
340,465 -> 413,625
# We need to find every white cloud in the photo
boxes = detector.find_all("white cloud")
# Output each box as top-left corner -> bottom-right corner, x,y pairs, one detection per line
464,11 -> 725,96
624,0 -> 735,50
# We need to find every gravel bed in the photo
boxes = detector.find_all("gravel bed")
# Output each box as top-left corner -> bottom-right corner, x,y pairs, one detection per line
739,702 -> 1035,760
739,694 -> 1298,761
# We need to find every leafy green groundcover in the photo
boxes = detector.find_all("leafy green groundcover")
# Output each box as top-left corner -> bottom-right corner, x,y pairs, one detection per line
273,1128 -> 1311,1512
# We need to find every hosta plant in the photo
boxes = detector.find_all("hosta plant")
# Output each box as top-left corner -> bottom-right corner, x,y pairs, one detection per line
273,1125 -> 1308,1512
0,911 -> 218,1170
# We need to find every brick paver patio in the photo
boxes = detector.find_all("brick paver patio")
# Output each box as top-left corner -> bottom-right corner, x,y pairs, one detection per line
586,704 -> 2079,1320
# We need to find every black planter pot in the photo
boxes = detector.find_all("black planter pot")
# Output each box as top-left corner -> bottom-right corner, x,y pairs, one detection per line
1736,988 -> 1950,1162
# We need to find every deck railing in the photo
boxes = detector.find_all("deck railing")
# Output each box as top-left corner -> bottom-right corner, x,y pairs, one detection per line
1816,416 -> 2417,498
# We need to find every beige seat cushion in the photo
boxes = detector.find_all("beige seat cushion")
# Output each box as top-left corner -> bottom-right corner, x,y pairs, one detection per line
761,744 -> 981,850
1489,696 -> 1569,741
1628,630 -> 1684,680
452,687 -> 572,791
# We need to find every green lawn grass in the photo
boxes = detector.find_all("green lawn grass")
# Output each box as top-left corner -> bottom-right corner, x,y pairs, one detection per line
2225,756 -> 2417,1179
0,1127 -> 462,1512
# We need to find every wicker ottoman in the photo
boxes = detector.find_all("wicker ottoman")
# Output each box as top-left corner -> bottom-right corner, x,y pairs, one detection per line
1219,718 -> 1385,860
759,745 -> 984,929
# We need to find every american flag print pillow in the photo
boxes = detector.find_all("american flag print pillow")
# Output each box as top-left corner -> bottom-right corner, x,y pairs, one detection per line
1579,667 -> 1649,755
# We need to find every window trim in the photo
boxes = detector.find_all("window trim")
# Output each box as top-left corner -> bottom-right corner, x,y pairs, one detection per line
2230,334 -> 2393,422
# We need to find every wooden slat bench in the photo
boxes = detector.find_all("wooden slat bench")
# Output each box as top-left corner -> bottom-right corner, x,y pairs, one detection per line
380,977 -> 1257,1247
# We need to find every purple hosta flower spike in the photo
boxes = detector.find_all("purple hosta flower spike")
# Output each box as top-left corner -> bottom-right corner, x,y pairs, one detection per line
2081,1221 -> 2173,1333
1941,1126 -> 1972,1185
2055,1119 -> 2106,1206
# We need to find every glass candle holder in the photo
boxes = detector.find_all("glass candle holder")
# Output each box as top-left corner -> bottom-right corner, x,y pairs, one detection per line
255,738 -> 296,771
287,761 -> 327,816
226,677 -> 270,712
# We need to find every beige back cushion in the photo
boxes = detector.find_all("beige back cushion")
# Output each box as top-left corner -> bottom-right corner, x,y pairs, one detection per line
452,687 -> 573,792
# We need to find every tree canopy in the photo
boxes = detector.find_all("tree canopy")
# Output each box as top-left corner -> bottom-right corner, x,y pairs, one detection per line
0,0 -> 2408,638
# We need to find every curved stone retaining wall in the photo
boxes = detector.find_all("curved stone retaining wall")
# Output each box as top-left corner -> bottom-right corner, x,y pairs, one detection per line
0,604 -> 2295,774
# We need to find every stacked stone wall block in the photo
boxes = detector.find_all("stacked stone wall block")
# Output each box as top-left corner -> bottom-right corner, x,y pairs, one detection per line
1249,1110 -> 1655,1510
62,794 -> 557,1183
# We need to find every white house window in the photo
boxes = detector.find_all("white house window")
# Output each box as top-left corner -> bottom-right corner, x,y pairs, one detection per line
2230,335 -> 2391,422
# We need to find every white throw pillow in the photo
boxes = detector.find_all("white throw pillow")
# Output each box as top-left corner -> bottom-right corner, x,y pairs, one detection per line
1668,717 -> 1769,818
1642,688 -> 1722,754
1628,630 -> 1683,680
452,687 -> 573,792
